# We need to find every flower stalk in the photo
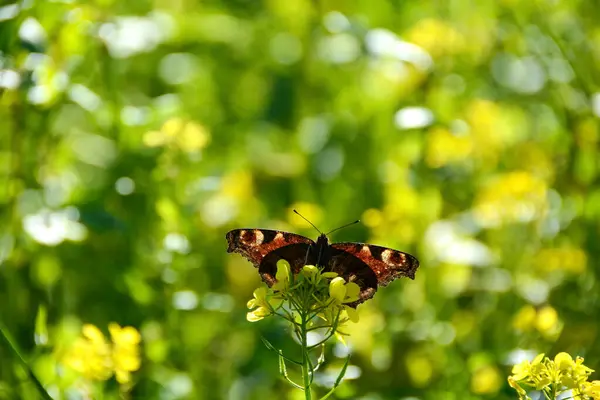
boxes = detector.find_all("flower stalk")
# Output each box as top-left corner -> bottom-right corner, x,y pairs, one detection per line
300,312 -> 313,400
246,260 -> 359,397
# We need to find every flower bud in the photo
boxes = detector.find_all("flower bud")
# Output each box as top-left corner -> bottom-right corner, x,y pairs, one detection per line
329,277 -> 347,303
302,265 -> 318,278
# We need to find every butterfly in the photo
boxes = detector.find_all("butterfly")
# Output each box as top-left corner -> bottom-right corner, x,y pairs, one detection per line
225,220 -> 419,307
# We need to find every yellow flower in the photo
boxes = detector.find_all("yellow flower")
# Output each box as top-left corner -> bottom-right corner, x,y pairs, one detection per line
272,259 -> 291,292
319,306 -> 355,344
511,353 -> 549,389
329,278 -> 360,305
246,286 -> 282,322
426,127 -> 473,168
63,324 -> 112,381
143,118 -> 210,152
581,380 -> 600,399
471,365 -> 502,395
554,352 -> 574,370
406,18 -> 465,58
553,352 -> 594,388
536,306 -> 559,335
474,171 -> 548,227
328,278 -> 360,325
329,277 -> 347,303
109,323 -> 142,385
510,352 -> 595,397
318,277 -> 361,341
512,305 -> 537,332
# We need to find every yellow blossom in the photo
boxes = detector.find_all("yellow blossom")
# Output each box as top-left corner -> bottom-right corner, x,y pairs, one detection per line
329,277 -> 347,303
426,127 -> 473,168
406,18 -> 465,58
511,353 -> 549,389
319,306 -> 355,344
319,277 -> 361,341
143,118 -> 210,152
109,323 -> 142,384
553,352 -> 594,388
471,365 -> 502,395
581,380 -> 600,399
246,286 -> 282,322
272,259 -> 291,292
329,277 -> 360,305
509,352 -> 597,398
62,324 -> 112,381
535,247 -> 587,274
512,305 -> 537,332
474,171 -> 547,227
536,306 -> 558,330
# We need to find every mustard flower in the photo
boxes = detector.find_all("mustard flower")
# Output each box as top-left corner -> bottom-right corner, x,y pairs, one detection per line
509,352 -> 598,399
319,306 -> 356,344
553,352 -> 593,387
109,323 -> 142,384
272,259 -> 291,292
581,380 -> 600,399
328,277 -> 360,323
246,286 -> 283,322
63,324 -> 112,381
329,277 -> 360,304
511,353 -> 549,389
242,260 -> 364,397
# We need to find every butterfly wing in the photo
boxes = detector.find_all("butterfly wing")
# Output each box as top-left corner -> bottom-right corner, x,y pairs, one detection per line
226,229 -> 316,286
329,242 -> 419,305
330,242 -> 419,284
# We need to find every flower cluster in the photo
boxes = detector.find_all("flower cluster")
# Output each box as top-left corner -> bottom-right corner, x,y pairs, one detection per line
508,352 -> 599,399
246,259 -> 361,341
62,323 -> 141,386
246,259 -> 362,396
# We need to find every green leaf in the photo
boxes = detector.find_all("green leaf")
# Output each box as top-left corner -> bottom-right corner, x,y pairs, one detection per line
318,355 -> 351,400
261,336 -> 302,365
278,349 -> 303,390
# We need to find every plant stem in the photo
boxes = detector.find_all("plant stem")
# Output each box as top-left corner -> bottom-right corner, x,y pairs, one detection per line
0,320 -> 53,400
300,312 -> 312,400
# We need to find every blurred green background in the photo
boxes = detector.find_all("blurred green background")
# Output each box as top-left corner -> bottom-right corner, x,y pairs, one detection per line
1,0 -> 600,399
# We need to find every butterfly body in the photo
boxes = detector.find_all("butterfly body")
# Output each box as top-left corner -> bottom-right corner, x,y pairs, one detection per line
226,228 -> 419,306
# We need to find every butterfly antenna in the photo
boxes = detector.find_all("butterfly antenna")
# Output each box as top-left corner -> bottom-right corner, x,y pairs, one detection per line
325,219 -> 360,236
293,209 -> 323,235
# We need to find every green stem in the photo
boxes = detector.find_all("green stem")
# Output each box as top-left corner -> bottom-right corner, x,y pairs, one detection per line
300,312 -> 312,400
0,320 -> 53,400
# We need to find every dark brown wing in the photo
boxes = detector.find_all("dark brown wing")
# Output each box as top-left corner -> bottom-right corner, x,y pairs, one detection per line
326,248 -> 379,306
330,242 -> 419,288
226,229 -> 315,286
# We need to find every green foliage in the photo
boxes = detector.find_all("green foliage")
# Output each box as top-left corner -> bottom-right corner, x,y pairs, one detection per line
1,0 -> 599,399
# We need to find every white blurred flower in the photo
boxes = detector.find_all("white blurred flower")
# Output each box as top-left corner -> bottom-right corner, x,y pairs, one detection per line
23,208 -> 87,246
